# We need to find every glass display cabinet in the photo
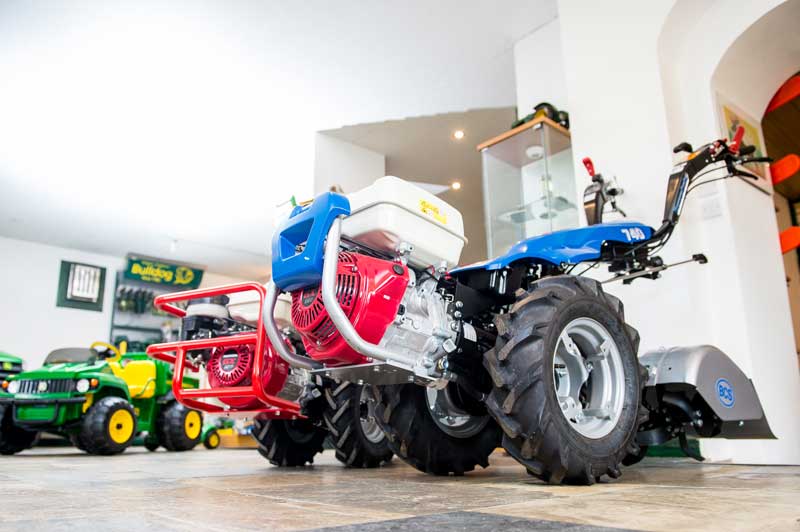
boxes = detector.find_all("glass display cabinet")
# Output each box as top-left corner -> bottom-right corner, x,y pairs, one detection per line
478,116 -> 578,258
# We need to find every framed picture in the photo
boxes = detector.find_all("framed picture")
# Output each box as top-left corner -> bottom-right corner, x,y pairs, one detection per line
56,260 -> 106,312
716,94 -> 772,194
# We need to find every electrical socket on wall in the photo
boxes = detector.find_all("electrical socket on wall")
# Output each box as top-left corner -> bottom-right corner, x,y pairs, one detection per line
701,196 -> 724,220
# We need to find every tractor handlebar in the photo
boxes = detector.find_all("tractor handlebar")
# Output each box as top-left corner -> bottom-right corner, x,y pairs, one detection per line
643,127 -> 772,253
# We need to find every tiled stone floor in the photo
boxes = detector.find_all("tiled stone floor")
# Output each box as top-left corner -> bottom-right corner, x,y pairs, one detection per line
2,447 -> 798,531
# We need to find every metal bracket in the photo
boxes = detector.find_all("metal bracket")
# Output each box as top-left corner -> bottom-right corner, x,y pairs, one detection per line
311,360 -> 437,386
603,254 -> 707,284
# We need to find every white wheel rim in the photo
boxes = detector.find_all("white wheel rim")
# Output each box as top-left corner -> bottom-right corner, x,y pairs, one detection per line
425,386 -> 489,439
552,317 -> 625,439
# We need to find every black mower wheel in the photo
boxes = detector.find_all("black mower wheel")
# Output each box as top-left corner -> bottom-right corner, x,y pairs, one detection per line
323,381 -> 393,468
78,396 -> 137,455
253,418 -> 327,467
144,437 -> 160,452
69,433 -> 88,452
158,402 -> 202,452
484,276 -> 647,485
373,383 -> 501,476
203,428 -> 221,450
0,406 -> 39,455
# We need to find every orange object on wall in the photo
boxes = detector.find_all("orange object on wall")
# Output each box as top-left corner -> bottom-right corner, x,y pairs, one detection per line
766,75 -> 800,114
780,226 -> 800,254
771,154 -> 800,186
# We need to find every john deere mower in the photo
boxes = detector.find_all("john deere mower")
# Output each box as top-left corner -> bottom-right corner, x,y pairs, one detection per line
0,342 -> 203,455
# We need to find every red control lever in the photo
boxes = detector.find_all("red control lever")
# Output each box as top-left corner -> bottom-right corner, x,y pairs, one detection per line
582,157 -> 595,177
729,125 -> 745,154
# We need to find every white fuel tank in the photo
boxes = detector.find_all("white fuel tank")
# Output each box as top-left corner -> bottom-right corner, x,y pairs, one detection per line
341,176 -> 467,269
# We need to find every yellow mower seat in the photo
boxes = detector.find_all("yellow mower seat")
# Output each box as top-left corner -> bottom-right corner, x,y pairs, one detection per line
109,360 -> 157,399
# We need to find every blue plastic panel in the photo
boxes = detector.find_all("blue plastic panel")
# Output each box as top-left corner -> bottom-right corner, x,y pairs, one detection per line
271,192 -> 351,291
450,220 -> 654,274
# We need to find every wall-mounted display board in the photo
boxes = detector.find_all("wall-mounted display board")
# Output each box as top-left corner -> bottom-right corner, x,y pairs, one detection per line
111,255 -> 205,351
123,256 -> 203,289
56,261 -> 106,312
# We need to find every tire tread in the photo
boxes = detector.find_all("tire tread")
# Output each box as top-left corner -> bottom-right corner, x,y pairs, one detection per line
323,382 -> 393,468
486,275 -> 645,484
253,418 -> 326,467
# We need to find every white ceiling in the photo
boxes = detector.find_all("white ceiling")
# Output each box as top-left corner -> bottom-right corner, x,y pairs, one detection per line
0,0 -> 556,279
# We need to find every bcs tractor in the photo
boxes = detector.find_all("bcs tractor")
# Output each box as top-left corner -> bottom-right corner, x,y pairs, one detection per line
252,126 -> 775,484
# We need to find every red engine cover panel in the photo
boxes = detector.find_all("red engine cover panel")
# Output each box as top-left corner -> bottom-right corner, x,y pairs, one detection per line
290,251 -> 409,366
206,340 -> 290,409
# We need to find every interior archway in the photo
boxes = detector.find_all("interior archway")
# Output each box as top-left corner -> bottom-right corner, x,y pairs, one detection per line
656,0 -> 800,464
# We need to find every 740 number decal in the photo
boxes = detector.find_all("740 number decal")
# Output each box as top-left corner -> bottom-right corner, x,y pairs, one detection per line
620,227 -> 647,241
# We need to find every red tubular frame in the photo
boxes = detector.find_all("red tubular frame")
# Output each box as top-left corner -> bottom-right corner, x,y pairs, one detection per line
146,282 -> 303,418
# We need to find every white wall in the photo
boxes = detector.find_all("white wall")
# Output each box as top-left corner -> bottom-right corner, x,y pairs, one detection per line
549,1 -> 700,348
528,0 -> 800,463
0,236 -> 249,368
0,236 -> 124,368
200,271 -> 253,289
513,17 -> 569,118
314,133 -> 386,195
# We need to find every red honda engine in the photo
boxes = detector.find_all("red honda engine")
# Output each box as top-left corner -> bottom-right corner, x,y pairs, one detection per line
290,251 -> 409,366
207,342 -> 290,409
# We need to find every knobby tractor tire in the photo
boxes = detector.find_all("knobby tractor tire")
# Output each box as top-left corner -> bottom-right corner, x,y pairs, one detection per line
373,383 -> 502,476
484,276 -> 647,485
78,396 -> 137,455
252,418 -> 327,467
0,406 -> 39,455
323,381 -> 393,468
158,402 -> 202,452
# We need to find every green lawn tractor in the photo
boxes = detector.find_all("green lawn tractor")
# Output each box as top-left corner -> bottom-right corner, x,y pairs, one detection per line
0,351 -> 24,381
0,341 -> 203,456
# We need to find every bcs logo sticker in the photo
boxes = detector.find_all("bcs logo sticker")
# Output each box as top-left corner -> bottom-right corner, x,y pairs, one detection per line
716,378 -> 735,408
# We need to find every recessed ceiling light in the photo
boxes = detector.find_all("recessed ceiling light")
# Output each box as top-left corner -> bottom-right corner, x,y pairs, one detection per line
453,130 -> 465,140
451,181 -> 462,190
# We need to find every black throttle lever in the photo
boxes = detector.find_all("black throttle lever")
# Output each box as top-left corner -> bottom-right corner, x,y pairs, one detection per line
732,155 -> 772,180
733,168 -> 760,180
741,156 -> 773,164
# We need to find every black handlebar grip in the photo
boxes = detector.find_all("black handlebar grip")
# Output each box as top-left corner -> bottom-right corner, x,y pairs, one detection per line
743,156 -> 773,164
673,142 -> 693,154
739,145 -> 756,156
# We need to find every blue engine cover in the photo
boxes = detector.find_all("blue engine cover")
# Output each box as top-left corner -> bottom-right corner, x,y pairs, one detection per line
450,220 -> 653,274
271,192 -> 351,292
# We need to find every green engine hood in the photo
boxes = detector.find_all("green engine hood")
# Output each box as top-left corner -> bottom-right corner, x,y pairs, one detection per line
13,361 -> 113,381
0,351 -> 23,365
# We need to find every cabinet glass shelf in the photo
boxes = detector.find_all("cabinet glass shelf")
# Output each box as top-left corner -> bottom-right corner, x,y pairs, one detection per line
479,116 -> 578,258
